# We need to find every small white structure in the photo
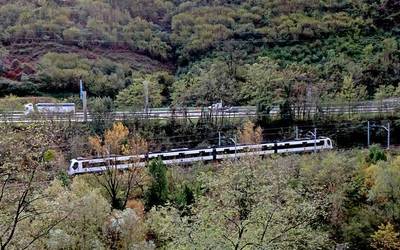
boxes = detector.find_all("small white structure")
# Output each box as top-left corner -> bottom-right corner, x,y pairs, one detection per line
209,102 -> 223,110
24,103 -> 75,115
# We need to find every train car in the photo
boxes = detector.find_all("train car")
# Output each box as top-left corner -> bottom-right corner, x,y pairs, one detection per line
68,137 -> 333,175
24,103 -> 75,115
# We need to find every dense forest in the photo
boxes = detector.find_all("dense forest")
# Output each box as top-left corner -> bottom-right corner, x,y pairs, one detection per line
0,0 -> 399,111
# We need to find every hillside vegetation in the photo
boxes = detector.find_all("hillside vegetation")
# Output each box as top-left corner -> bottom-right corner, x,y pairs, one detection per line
2,122 -> 400,249
0,0 -> 399,111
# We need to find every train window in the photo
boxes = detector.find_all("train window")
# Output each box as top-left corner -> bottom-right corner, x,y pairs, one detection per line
93,161 -> 107,168
82,162 -> 89,168
224,149 -> 231,154
117,159 -> 132,165
262,145 -> 270,150
179,153 -> 186,158
72,162 -> 79,170
163,154 -> 177,160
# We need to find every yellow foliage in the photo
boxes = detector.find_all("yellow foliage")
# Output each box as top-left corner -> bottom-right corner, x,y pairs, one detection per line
104,122 -> 129,154
371,222 -> 400,250
363,164 -> 379,188
238,120 -> 263,144
88,122 -> 148,158
89,135 -> 104,156
122,136 -> 149,156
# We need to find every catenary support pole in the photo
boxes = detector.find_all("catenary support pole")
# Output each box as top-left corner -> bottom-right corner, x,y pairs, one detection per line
314,127 -> 317,153
234,135 -> 237,160
367,121 -> 370,147
144,80 -> 149,115
387,122 -> 390,149
82,91 -> 87,122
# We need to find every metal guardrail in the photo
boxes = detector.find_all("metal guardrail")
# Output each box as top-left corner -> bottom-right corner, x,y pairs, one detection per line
1,100 -> 399,123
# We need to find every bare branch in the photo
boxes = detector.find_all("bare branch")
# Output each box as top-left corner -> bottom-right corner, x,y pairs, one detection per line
0,173 -> 11,203
22,212 -> 71,250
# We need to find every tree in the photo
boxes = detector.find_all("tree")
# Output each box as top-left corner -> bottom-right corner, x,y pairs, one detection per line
371,222 -> 400,250
240,58 -> 285,109
44,178 -> 111,249
339,74 -> 367,116
238,120 -> 263,144
374,85 -> 397,101
145,159 -> 169,210
148,157 -> 330,249
89,122 -> 149,210
368,145 -> 387,164
116,74 -> 164,110
89,97 -> 115,134
123,17 -> 170,59
368,157 -> 400,223
1,166 -> 50,250
171,59 -> 240,106
0,125 -> 68,249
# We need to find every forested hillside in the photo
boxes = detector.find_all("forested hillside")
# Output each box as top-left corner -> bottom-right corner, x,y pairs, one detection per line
0,0 -> 399,110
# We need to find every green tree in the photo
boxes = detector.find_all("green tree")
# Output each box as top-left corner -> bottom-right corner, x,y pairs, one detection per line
339,74 -> 367,116
43,178 -> 110,249
368,157 -> 400,222
368,145 -> 387,164
145,159 -> 169,210
89,97 -> 115,134
171,59 -> 240,106
116,74 -> 164,110
148,157 -> 330,249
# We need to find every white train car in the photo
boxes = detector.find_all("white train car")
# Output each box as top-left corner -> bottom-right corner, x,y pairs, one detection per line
68,137 -> 333,175
24,103 -> 75,115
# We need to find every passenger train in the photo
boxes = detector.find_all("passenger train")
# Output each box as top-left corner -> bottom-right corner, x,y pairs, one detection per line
68,137 -> 333,175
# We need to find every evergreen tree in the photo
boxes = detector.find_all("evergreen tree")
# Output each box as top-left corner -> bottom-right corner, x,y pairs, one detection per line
145,159 -> 169,210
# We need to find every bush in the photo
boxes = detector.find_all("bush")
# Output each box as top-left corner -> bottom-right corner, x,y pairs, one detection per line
368,144 -> 387,164
0,78 -> 38,97
43,149 -> 56,162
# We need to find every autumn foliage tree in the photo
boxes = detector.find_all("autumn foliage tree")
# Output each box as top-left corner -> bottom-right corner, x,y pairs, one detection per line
238,120 -> 263,144
371,223 -> 400,250
89,122 -> 148,210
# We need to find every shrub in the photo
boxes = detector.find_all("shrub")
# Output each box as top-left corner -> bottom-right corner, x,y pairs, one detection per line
368,144 -> 387,164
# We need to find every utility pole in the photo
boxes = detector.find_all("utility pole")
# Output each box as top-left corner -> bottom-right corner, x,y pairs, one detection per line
79,79 -> 84,100
388,122 -> 390,149
385,122 -> 390,149
309,128 -> 317,153
369,122 -> 390,149
82,91 -> 87,122
218,132 -> 221,146
229,135 -> 237,160
314,127 -> 317,153
234,135 -> 237,160
295,126 -> 299,140
367,121 -> 370,147
144,80 -> 149,115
